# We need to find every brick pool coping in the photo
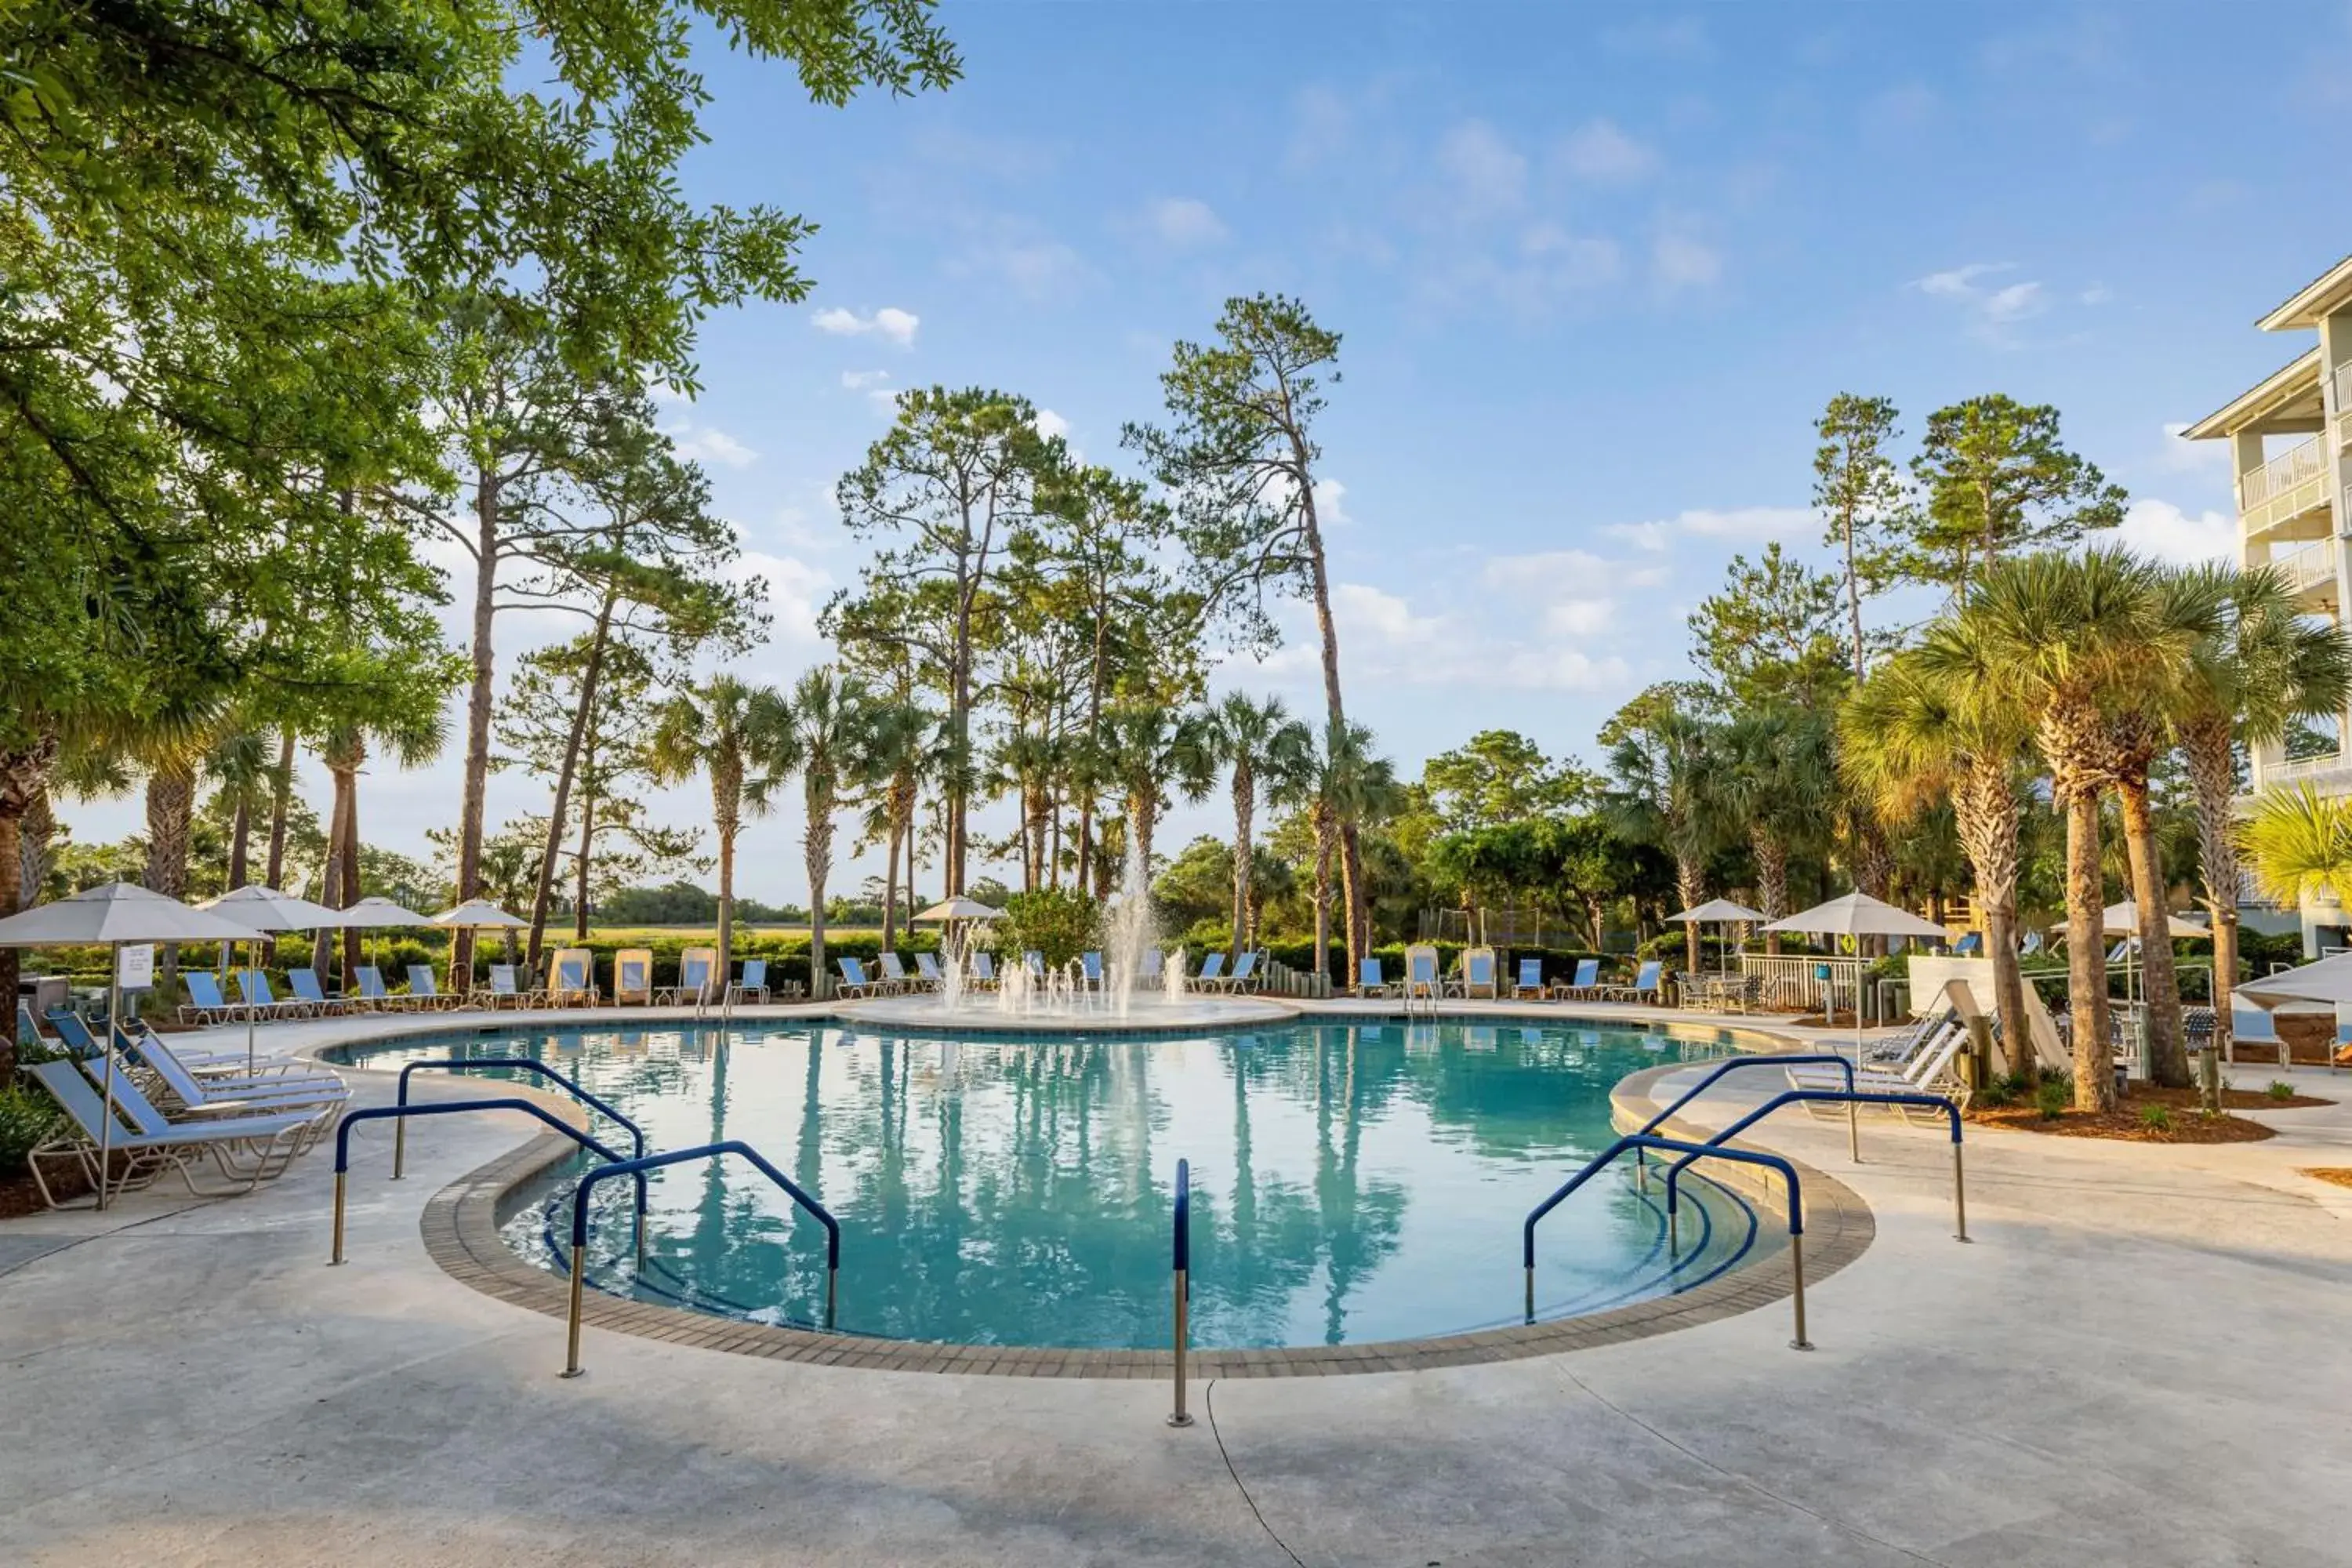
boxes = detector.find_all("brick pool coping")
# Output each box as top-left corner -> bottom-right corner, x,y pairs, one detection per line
414,1033 -> 1873,1379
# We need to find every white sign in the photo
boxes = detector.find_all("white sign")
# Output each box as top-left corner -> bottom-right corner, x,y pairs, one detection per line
114,943 -> 155,990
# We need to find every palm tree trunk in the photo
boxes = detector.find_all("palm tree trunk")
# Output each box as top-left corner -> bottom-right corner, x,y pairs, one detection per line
145,758 -> 195,999
2063,789 -> 2115,1110
806,782 -> 833,995
1341,827 -> 1367,975
1312,810 -> 1334,971
338,762 -> 363,984
1676,855 -> 1704,975
2183,718 -> 2238,1101
1753,829 -> 1788,956
1955,761 -> 2031,1078
1231,768 -> 1255,949
2118,779 -> 2191,1087
881,813 -> 902,953
713,776 -> 740,989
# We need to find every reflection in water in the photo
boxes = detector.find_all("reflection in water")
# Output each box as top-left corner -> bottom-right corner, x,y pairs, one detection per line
343,1022 -> 1762,1349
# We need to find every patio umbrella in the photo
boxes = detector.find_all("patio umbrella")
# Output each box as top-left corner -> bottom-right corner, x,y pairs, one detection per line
1764,891 -> 1950,1060
434,901 -> 527,990
199,885 -> 361,1076
1668,898 -> 1765,977
339,896 -> 437,971
0,883 -> 265,1209
2234,952 -> 2352,1007
2047,901 -> 2212,1020
913,897 -> 1005,922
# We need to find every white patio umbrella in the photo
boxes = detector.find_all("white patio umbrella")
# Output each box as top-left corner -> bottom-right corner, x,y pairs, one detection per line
198,885 -> 361,1075
434,901 -> 527,990
913,897 -> 1005,922
1764,891 -> 1950,1060
2048,901 -> 2212,1023
0,883 -> 264,1209
1668,898 -> 1765,977
339,896 -> 437,971
2234,952 -> 2352,1007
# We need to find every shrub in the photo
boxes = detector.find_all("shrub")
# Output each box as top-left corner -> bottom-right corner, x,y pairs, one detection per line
2268,1080 -> 2296,1102
1976,1082 -> 2015,1109
2139,1103 -> 2175,1133
0,1083 -> 64,1176
989,888 -> 1101,969
2034,1078 -> 2070,1120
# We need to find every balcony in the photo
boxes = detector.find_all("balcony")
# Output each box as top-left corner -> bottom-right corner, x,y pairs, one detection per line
2270,538 -> 2339,599
2261,749 -> 2352,799
2239,434 -> 2332,536
2336,360 -> 2352,420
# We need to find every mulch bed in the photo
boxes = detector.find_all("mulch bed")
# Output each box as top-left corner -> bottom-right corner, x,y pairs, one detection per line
1969,1083 -> 2325,1144
2299,1168 -> 2352,1190
0,1163 -> 86,1219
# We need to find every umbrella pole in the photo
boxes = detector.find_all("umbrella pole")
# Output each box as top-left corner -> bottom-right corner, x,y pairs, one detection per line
97,947 -> 117,1212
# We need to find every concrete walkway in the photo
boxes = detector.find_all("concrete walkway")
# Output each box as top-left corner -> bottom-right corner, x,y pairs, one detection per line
4,1009 -> 2350,1565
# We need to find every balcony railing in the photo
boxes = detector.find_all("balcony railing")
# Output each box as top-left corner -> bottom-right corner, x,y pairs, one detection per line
2271,539 -> 2339,596
2239,434 -> 2332,534
2334,360 -> 2352,419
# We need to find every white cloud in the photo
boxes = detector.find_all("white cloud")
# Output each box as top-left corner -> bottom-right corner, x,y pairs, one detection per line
1145,197 -> 1227,247
1606,506 -> 1814,550
667,424 -> 758,470
1557,119 -> 1658,183
811,306 -> 920,347
2115,499 -> 2236,566
1912,262 -> 2060,343
2080,283 -> 2114,306
840,369 -> 889,390
2158,421 -> 2232,476
1312,477 -> 1352,526
1651,232 -> 1722,292
728,550 -> 833,648
1034,408 -> 1072,441
1436,120 -> 1527,213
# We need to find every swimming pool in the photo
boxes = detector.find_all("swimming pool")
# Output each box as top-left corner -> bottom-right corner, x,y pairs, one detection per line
336,1019 -> 1771,1351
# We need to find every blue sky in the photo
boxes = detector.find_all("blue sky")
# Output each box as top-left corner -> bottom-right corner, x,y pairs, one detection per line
68,1 -> 2352,903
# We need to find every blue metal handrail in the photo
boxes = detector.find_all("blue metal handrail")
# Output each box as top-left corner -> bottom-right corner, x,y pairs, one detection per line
1662,1089 -> 1968,1243
329,1099 -> 626,1266
1523,1132 -> 1814,1348
563,1141 -> 840,1377
1169,1157 -> 1192,1428
1635,1051 -> 1861,1164
393,1058 -> 646,1178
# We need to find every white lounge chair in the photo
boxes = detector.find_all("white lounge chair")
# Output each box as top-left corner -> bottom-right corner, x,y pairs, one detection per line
23,1062 -> 318,1206
1786,1019 -> 1970,1117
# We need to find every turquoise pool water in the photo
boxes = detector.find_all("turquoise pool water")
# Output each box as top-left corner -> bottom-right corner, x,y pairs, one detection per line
336,1019 -> 1769,1350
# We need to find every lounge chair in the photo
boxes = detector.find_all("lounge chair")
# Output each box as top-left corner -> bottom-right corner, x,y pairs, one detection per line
913,953 -> 944,992
113,1017 -> 321,1082
236,971 -> 311,1022
655,955 -> 713,1007
351,966 -> 396,1011
178,971 -> 241,1026
545,952 -> 597,1007
17,1001 -> 44,1048
2105,938 -> 2131,966
115,1035 -> 347,1126
970,951 -> 999,990
285,968 -> 345,1015
1356,957 -> 1390,998
22,1061 -> 318,1207
1403,949 -> 1440,1004
1450,947 -> 1498,1000
1863,1006 -> 1957,1069
1785,1018 -> 1970,1117
1139,949 -> 1166,985
612,948 -> 654,1006
1226,951 -> 1261,993
405,963 -> 461,1011
1023,950 -> 1046,978
835,957 -> 884,1000
1552,958 -> 1602,1000
877,953 -> 916,994
1080,951 -> 1105,992
728,958 -> 771,1004
1196,952 -> 1228,987
90,1049 -> 338,1142
2228,1000 -> 2288,1068
1512,958 -> 1548,1000
1600,960 -> 1663,1004
1952,932 -> 1982,957
481,964 -> 540,1010
2020,931 -> 2043,956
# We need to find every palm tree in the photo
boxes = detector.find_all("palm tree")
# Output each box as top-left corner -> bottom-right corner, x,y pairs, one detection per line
1844,641 -> 2036,1073
647,677 -> 793,982
1721,707 -> 1832,955
1205,692 -> 1312,949
1301,720 -> 1396,977
2244,783 -> 2352,913
989,728 -> 1064,893
783,666 -> 880,999
1100,703 -> 1215,883
314,702 -> 447,983
1955,550 -> 2183,1109
861,699 -> 940,949
2175,564 -> 2352,1069
1605,708 -> 1728,975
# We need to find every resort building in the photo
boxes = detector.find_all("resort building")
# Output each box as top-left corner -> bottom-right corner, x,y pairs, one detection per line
2184,252 -> 2352,953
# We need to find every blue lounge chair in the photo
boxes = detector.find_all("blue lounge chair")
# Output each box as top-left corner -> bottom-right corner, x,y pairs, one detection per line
405,963 -> 459,1011
481,964 -> 538,1009
1404,951 -> 1439,1002
1139,949 -> 1165,984
1356,957 -> 1389,998
351,966 -> 394,1011
730,957 -> 771,1004
913,953 -> 943,992
1554,958 -> 1602,1000
1196,952 -> 1227,986
2020,931 -> 2044,956
836,957 -> 882,1000
1450,949 -> 1497,1000
2229,1000 -> 2288,1067
1602,960 -> 1663,1004
285,968 -> 343,1015
118,1033 -> 347,1121
237,971 -> 310,1021
877,953 -> 916,994
16,1001 -> 42,1047
615,954 -> 652,1004
178,971 -> 241,1026
1953,932 -> 1982,956
1023,950 -> 1045,977
970,951 -> 998,989
1221,952 -> 1261,993
655,956 -> 712,1007
1080,951 -> 1105,992
1513,958 -> 1547,1000
548,955 -> 596,1007
23,1062 -> 316,1206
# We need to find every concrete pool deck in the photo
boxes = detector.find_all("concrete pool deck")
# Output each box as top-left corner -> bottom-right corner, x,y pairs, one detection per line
5,1004 -> 2350,1564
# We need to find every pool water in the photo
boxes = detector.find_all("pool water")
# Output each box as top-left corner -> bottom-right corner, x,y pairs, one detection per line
336,1020 -> 1770,1350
